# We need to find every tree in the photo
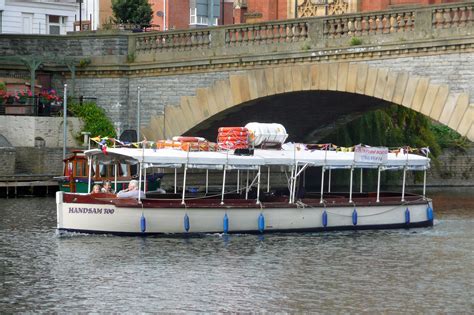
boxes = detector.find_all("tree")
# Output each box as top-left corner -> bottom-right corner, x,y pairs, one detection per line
112,0 -> 153,28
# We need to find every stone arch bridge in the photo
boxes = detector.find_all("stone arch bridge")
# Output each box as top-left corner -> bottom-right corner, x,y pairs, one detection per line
0,1 -> 473,141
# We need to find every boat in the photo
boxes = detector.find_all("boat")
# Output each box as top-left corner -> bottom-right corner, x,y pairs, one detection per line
56,135 -> 434,236
55,150 -> 162,193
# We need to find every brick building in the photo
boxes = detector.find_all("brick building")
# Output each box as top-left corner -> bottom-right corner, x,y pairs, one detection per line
235,0 -> 463,23
149,0 -> 233,31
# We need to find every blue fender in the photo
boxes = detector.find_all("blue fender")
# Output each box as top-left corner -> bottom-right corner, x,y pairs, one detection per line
184,213 -> 190,232
322,210 -> 328,227
258,213 -> 265,233
426,206 -> 434,221
352,209 -> 357,226
140,213 -> 146,233
223,213 -> 229,234
405,208 -> 410,224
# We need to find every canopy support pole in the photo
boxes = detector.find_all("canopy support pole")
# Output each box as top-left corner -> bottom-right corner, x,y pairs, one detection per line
181,165 -> 188,205
328,168 -> 332,193
87,156 -> 92,193
422,169 -> 427,200
174,168 -> 177,194
376,166 -> 381,203
267,166 -> 270,193
205,169 -> 209,195
221,165 -> 227,205
138,162 -> 143,203
349,167 -> 354,203
320,166 -> 325,204
143,166 -> 147,193
360,168 -> 363,193
289,166 -> 295,204
291,164 -> 309,202
256,166 -> 261,204
245,170 -> 249,200
114,162 -> 118,192
237,170 -> 240,193
401,166 -> 407,202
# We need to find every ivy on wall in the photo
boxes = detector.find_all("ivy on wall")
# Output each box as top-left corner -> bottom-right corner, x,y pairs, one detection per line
318,104 -> 468,187
69,101 -> 116,139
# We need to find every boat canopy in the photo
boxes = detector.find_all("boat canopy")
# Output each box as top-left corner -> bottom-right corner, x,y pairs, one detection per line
85,145 -> 430,170
84,148 -> 265,170
254,148 -> 430,170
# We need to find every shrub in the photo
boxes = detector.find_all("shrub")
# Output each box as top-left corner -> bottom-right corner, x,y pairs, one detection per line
69,101 -> 117,139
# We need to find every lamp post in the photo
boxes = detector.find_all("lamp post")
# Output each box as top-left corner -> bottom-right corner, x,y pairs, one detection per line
137,86 -> 141,142
63,84 -> 68,161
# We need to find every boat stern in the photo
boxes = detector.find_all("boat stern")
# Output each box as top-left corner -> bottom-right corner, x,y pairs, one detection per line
56,191 -> 64,231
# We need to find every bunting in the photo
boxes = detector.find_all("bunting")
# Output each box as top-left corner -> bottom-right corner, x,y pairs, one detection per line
87,136 -> 431,157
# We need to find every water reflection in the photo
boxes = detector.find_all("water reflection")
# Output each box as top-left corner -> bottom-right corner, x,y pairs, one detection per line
0,189 -> 472,313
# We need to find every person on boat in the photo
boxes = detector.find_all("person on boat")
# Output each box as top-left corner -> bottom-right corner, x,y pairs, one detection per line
91,184 -> 101,194
101,180 -> 114,194
117,180 -> 145,198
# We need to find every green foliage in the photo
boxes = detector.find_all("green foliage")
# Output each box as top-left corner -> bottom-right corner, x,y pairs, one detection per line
430,123 -> 469,152
69,101 -> 116,139
323,104 -> 443,156
0,81 -> 6,92
78,58 -> 91,68
112,0 -> 153,27
301,42 -> 311,51
127,52 -> 136,63
320,104 -> 457,186
349,37 -> 362,46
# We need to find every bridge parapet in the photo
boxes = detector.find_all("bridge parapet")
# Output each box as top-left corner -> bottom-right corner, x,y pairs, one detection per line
131,1 -> 474,64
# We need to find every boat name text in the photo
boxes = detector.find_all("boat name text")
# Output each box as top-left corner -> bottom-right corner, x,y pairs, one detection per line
68,207 -> 115,214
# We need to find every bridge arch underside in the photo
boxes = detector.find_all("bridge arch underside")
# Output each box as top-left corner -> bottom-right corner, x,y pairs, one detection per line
185,91 -> 388,143
143,64 -> 473,142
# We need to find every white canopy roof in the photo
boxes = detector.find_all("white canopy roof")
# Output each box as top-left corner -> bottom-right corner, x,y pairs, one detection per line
254,148 -> 430,170
85,145 -> 430,170
85,148 -> 265,169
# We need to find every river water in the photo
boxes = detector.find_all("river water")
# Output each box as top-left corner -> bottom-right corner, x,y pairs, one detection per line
0,188 -> 473,313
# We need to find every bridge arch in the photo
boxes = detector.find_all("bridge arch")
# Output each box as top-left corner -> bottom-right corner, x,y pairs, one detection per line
143,62 -> 473,142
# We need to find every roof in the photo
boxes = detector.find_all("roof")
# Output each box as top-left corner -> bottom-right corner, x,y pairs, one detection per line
85,145 -> 430,171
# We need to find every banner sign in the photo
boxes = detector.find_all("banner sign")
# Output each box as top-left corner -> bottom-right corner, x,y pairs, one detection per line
354,145 -> 388,163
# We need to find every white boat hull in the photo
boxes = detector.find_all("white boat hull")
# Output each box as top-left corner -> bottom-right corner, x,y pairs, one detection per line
56,192 -> 433,235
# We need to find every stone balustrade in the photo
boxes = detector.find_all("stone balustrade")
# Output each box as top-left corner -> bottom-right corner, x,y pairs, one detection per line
135,29 -> 211,52
225,21 -> 308,46
432,4 -> 474,28
323,10 -> 415,38
128,1 -> 474,60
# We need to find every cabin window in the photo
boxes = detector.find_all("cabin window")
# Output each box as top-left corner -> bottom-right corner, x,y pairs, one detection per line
75,160 -> 87,177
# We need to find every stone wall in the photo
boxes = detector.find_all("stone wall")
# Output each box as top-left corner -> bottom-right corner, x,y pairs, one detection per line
0,116 -> 83,148
0,148 -> 16,176
72,71 -> 234,131
365,52 -> 474,104
428,144 -> 474,186
0,33 -> 129,62
14,147 -> 75,175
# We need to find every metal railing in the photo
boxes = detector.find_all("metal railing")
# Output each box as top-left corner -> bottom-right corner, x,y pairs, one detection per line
0,96 -> 97,117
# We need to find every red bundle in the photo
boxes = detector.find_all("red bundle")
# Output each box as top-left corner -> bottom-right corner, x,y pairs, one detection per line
217,127 -> 249,150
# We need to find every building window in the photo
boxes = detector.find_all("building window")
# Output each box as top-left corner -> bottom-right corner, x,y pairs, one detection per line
48,15 -> 65,34
190,8 -> 209,25
190,7 -> 197,24
190,5 -> 218,26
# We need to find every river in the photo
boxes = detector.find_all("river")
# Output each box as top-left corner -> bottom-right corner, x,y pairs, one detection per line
0,188 -> 472,313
